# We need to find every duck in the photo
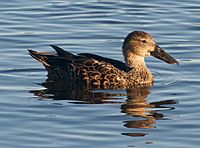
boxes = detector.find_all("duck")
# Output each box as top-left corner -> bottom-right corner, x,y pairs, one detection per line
28,31 -> 178,87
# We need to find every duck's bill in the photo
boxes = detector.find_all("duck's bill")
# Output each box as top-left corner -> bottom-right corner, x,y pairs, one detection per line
150,45 -> 179,65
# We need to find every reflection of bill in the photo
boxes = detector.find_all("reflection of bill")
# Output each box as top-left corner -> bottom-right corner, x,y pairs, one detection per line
31,80 -> 177,137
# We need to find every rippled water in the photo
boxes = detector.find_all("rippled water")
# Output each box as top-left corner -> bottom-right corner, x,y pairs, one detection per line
0,0 -> 200,147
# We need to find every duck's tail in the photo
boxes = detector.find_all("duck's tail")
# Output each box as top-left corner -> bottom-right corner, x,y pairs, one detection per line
28,49 -> 51,67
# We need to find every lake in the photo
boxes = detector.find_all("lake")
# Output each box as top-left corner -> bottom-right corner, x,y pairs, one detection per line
0,0 -> 200,147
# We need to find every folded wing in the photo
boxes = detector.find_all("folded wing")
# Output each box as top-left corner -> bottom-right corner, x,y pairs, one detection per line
28,45 -> 127,86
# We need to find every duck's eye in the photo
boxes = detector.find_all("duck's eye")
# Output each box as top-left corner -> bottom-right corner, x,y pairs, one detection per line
141,40 -> 147,43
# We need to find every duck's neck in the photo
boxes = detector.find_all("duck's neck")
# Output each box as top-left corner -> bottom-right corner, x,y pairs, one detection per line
124,52 -> 146,69
124,52 -> 154,84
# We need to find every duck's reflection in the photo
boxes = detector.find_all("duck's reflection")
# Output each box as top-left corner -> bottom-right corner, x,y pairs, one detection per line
121,87 -> 176,136
30,80 -> 177,137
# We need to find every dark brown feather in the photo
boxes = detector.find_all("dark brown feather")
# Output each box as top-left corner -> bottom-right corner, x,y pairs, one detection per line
78,53 -> 131,72
28,46 -> 127,87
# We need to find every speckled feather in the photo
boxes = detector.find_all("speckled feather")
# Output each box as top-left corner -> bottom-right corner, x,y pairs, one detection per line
28,45 -> 128,87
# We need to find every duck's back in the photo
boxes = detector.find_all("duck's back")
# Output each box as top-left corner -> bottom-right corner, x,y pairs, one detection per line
28,45 -> 128,87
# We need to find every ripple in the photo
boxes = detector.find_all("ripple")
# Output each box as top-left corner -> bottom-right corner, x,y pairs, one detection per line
1,68 -> 44,73
153,68 -> 180,88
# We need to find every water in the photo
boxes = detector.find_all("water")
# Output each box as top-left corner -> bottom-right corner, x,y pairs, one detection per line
0,0 -> 200,147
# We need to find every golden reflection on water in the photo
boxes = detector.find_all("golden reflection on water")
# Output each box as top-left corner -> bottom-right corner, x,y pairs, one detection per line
31,80 -> 177,137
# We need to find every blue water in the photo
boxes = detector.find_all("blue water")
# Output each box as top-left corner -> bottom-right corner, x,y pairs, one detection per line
0,0 -> 200,147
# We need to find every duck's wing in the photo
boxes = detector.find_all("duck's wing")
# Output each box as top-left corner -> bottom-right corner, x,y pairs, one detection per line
50,45 -> 131,72
78,53 -> 131,72
28,45 -> 127,86
50,45 -> 76,59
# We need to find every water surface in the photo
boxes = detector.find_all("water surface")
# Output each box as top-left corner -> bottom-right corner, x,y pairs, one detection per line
0,0 -> 200,148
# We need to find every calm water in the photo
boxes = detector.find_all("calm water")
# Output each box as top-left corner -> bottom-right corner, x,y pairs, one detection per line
0,0 -> 200,147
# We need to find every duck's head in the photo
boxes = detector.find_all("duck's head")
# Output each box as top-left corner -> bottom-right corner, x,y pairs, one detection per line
122,31 -> 179,66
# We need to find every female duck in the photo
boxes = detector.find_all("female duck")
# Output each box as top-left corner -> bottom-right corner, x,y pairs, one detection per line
28,31 -> 178,87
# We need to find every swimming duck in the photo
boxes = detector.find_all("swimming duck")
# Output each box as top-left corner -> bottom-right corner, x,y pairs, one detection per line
28,31 -> 178,87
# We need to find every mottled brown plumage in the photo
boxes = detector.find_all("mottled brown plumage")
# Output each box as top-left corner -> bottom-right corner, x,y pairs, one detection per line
28,31 -> 178,87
